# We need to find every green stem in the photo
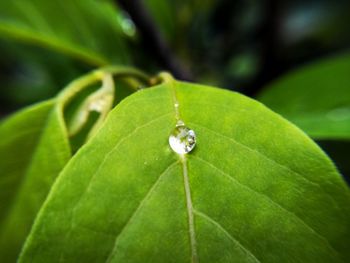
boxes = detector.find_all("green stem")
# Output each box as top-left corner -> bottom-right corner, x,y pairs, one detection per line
57,66 -> 151,108
100,66 -> 151,88
67,74 -> 115,137
152,71 -> 175,85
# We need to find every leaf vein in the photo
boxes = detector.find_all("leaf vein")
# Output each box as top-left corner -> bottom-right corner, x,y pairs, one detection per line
189,122 -> 339,206
105,161 -> 178,263
192,155 -> 342,260
71,112 -> 172,215
193,209 -> 261,263
59,112 -> 172,262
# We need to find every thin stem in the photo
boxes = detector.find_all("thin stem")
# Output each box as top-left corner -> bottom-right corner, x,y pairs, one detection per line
154,72 -> 175,84
57,66 -> 151,108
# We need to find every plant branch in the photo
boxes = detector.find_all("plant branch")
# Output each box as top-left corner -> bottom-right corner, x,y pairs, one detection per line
115,0 -> 193,81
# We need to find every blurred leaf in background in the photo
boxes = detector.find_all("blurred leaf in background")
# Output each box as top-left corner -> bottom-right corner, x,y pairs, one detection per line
0,99 -> 71,262
258,52 -> 350,181
0,0 -> 131,65
145,0 -> 350,92
0,0 -> 136,113
258,53 -> 350,140
1,0 -> 350,112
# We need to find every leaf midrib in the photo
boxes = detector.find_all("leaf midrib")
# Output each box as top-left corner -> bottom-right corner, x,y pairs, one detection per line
171,81 -> 199,263
180,155 -> 198,263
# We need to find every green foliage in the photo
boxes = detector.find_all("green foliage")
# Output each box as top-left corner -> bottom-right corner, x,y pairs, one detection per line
0,99 -> 71,262
0,0 -> 131,66
12,77 -> 350,262
0,1 -> 349,262
0,0 -> 139,110
0,67 -> 149,262
258,53 -> 350,140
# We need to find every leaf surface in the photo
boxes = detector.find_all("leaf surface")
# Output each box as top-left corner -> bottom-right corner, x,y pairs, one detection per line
20,80 -> 350,262
0,0 -> 130,66
0,100 -> 71,262
0,67 -> 135,262
258,53 -> 350,140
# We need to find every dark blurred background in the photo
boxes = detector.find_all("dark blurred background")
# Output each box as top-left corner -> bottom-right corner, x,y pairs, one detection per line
0,0 -> 349,180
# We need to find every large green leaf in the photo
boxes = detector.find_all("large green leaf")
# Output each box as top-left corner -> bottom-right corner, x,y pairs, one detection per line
20,78 -> 350,262
0,99 -> 71,262
258,53 -> 350,140
0,0 -> 130,66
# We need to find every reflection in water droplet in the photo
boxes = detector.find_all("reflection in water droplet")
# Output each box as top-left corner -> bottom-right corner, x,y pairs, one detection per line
169,122 -> 196,154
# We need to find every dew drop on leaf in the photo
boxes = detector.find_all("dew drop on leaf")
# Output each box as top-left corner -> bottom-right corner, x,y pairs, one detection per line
169,121 -> 196,154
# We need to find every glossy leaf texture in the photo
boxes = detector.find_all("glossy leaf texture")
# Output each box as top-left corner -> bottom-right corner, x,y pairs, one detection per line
20,80 -> 350,262
0,0 -> 131,66
0,100 -> 71,262
258,53 -> 350,140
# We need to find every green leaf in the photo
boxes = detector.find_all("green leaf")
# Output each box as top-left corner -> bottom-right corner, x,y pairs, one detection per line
0,67 -> 151,262
258,53 -> 350,140
20,78 -> 350,262
0,0 -> 130,66
0,99 -> 71,262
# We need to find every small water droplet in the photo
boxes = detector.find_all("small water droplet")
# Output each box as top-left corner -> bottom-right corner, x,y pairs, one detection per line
169,123 -> 196,154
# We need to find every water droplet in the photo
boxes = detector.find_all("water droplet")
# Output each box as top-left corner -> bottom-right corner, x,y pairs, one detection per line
169,123 -> 196,154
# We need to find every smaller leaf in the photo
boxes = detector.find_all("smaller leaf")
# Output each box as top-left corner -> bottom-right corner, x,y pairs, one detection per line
0,99 -> 71,262
0,0 -> 131,66
258,52 -> 350,140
